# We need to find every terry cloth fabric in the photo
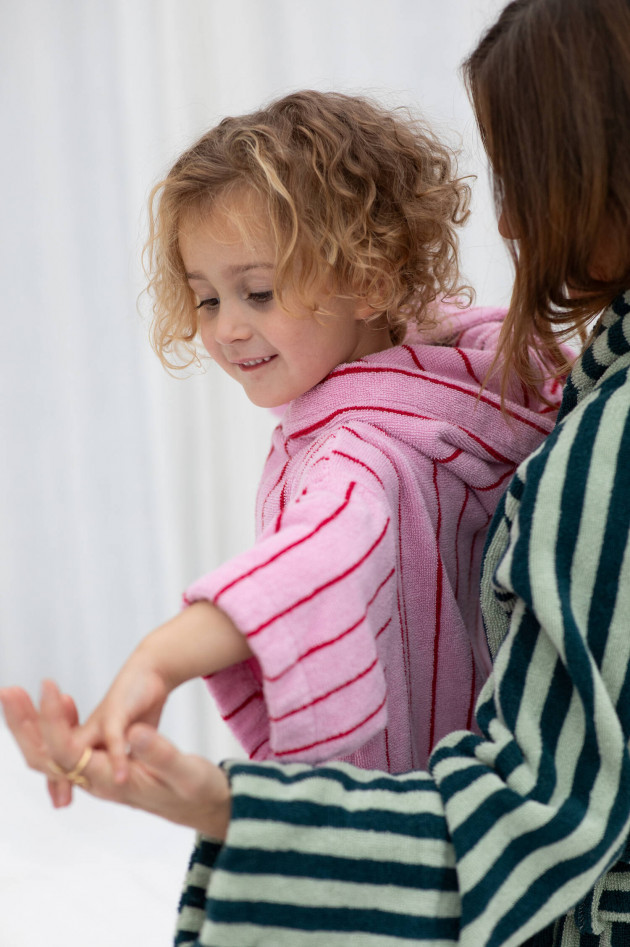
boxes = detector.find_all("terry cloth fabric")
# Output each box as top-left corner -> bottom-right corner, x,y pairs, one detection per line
174,292 -> 630,947
184,306 -> 559,773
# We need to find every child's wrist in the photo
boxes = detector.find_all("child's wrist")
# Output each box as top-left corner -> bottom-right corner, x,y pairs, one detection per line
133,600 -> 250,692
132,630 -> 180,692
138,601 -> 227,688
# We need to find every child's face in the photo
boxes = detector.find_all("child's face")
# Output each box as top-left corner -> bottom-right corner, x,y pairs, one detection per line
179,203 -> 391,408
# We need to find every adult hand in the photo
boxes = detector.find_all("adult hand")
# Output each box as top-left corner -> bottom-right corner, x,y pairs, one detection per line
0,682 -> 77,806
0,680 -> 232,839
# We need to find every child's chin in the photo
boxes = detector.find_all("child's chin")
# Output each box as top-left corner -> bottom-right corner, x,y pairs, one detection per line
247,393 -> 289,414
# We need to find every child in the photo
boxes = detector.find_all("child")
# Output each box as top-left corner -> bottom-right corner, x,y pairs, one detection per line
78,90 -> 560,778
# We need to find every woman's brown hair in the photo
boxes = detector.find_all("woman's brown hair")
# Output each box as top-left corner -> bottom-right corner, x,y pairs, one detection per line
463,0 -> 630,396
144,90 -> 471,370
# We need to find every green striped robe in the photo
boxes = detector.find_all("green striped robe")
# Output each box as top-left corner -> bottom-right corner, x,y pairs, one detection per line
175,291 -> 630,947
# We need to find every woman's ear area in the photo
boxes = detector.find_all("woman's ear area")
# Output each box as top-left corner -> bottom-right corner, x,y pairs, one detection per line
498,205 -> 521,241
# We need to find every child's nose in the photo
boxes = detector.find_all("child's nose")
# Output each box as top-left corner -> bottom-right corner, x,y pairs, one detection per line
214,302 -> 252,344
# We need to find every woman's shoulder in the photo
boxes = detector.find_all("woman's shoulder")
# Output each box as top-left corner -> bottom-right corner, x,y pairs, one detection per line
552,356 -> 630,459
502,359 -> 630,556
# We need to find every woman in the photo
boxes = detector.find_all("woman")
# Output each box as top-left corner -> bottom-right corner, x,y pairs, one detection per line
3,0 -> 630,944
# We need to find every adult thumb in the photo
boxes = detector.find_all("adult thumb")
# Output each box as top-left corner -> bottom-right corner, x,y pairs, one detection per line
127,723 -> 181,782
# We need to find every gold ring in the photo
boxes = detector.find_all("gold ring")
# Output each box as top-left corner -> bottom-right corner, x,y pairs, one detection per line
48,747 -> 92,789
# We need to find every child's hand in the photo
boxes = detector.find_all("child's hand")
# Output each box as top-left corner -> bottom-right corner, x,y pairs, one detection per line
78,602 -> 253,784
78,651 -> 170,784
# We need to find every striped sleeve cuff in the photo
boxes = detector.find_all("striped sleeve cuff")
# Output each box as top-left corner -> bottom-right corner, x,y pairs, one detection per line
175,834 -> 223,946
193,759 -> 460,946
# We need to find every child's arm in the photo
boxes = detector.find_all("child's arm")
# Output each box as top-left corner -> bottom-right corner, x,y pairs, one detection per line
185,437 -> 396,765
79,601 -> 252,782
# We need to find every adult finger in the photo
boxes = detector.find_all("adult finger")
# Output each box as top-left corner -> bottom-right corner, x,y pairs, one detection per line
128,725 -> 191,781
39,679 -> 83,772
43,688 -> 81,803
127,724 -> 231,837
1,686 -> 77,806
0,686 -> 40,736
61,693 -> 80,728
47,775 -> 73,808
47,691 -> 80,798
103,721 -> 131,785
0,686 -> 48,770
76,710 -> 130,785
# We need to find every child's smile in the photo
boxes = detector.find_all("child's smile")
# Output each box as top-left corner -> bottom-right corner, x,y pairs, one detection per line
235,356 -> 276,369
179,200 -> 391,409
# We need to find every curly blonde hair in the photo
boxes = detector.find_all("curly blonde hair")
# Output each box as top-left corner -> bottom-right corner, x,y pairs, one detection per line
144,90 -> 472,369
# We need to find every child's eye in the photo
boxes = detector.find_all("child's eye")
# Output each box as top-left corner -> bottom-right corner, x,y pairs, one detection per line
195,297 -> 219,311
247,290 -> 274,305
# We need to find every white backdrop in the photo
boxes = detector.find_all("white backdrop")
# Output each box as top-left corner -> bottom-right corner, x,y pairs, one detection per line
0,2 -> 511,944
